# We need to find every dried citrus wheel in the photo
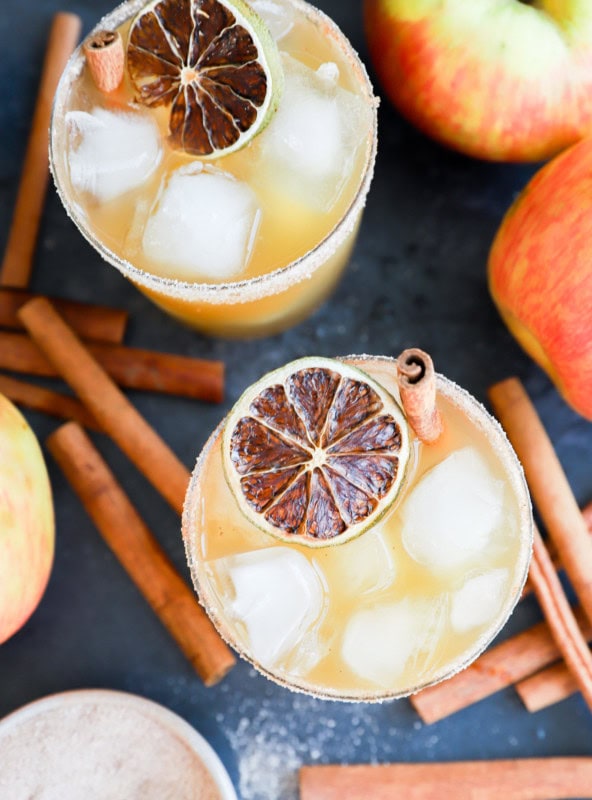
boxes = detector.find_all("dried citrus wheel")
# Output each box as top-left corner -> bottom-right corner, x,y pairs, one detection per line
223,357 -> 410,547
127,0 -> 283,157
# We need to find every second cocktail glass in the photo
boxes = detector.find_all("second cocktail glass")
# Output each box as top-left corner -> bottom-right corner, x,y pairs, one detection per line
183,351 -> 533,700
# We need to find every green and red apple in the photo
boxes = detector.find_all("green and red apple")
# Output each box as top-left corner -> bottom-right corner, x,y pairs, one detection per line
364,0 -> 592,161
489,137 -> 592,419
0,395 -> 54,643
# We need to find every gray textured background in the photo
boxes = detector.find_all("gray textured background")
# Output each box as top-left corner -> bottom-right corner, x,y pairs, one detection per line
1,1 -> 591,798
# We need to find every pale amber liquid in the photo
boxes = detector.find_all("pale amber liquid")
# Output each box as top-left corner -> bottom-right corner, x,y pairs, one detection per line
57,2 -> 375,336
185,358 -> 530,698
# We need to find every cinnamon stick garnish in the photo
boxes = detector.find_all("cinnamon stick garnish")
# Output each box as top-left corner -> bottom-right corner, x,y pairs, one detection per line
0,288 -> 127,343
489,378 -> 592,630
411,606 -> 591,724
0,374 -> 99,430
0,331 -> 223,402
396,348 -> 443,443
300,758 -> 592,800
47,422 -> 235,686
83,30 -> 124,93
19,298 -> 190,515
516,661 -> 580,713
527,527 -> 592,711
0,13 -> 82,288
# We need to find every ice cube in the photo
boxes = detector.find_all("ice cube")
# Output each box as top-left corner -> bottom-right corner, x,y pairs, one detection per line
211,547 -> 325,668
284,628 -> 330,678
142,164 -> 261,281
315,524 -> 396,597
66,107 -> 161,203
341,598 -> 444,688
251,54 -> 374,212
450,569 -> 509,633
123,195 -> 152,258
250,0 -> 295,41
401,447 -> 505,573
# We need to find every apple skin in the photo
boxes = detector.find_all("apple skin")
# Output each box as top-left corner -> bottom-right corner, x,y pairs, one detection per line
0,395 -> 54,644
364,0 -> 592,161
488,137 -> 592,419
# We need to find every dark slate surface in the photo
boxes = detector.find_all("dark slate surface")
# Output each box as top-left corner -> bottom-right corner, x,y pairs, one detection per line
1,1 -> 591,798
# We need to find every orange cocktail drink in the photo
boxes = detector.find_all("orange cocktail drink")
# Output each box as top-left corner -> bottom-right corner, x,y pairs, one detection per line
183,352 -> 533,700
50,0 -> 377,337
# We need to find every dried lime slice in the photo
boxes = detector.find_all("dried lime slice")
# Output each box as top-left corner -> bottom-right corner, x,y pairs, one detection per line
127,0 -> 283,157
223,357 -> 410,547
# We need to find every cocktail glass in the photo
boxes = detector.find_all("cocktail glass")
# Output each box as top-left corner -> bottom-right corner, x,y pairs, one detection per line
50,0 -> 377,338
182,354 -> 533,700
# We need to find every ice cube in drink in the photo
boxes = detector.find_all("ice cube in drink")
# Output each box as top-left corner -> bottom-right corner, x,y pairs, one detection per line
142,164 -> 261,281
210,547 -> 325,668
66,107 -> 162,203
401,446 -> 506,572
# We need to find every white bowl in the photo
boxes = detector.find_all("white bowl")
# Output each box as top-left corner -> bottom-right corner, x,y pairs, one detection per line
0,689 -> 237,799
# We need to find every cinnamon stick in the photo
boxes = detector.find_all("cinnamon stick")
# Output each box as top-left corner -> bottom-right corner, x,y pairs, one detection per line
0,288 -> 127,343
19,298 -> 190,515
515,502 -> 592,713
489,378 -> 592,630
0,331 -> 223,402
521,499 -> 592,598
527,527 -> 592,711
396,348 -> 443,443
300,758 -> 592,800
516,661 -> 580,713
0,13 -> 82,288
411,606 -> 591,724
47,422 -> 235,686
83,30 -> 124,93
0,374 -> 99,430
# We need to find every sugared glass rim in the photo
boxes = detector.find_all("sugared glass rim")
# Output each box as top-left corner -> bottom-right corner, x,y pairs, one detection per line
182,355 -> 534,702
49,0 -> 378,305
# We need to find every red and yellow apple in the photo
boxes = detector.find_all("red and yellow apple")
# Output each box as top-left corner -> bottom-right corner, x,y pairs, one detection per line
364,0 -> 592,161
489,137 -> 592,419
0,395 -> 54,643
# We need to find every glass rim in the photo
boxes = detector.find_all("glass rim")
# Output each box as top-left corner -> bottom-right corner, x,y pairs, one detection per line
181,355 -> 534,703
49,0 -> 379,305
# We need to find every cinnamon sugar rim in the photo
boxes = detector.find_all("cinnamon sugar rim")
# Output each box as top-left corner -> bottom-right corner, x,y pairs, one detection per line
182,355 -> 534,703
49,0 -> 378,305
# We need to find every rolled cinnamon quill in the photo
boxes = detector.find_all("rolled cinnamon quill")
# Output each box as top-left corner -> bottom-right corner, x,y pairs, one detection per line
0,13 -> 82,288
19,298 -> 189,515
488,379 -> 592,630
515,503 -> 592,714
83,30 -> 124,93
0,374 -> 99,430
0,331 -> 223,402
48,422 -> 235,686
528,527 -> 592,712
516,661 -> 580,713
300,758 -> 592,800
396,348 -> 443,443
0,288 -> 128,344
